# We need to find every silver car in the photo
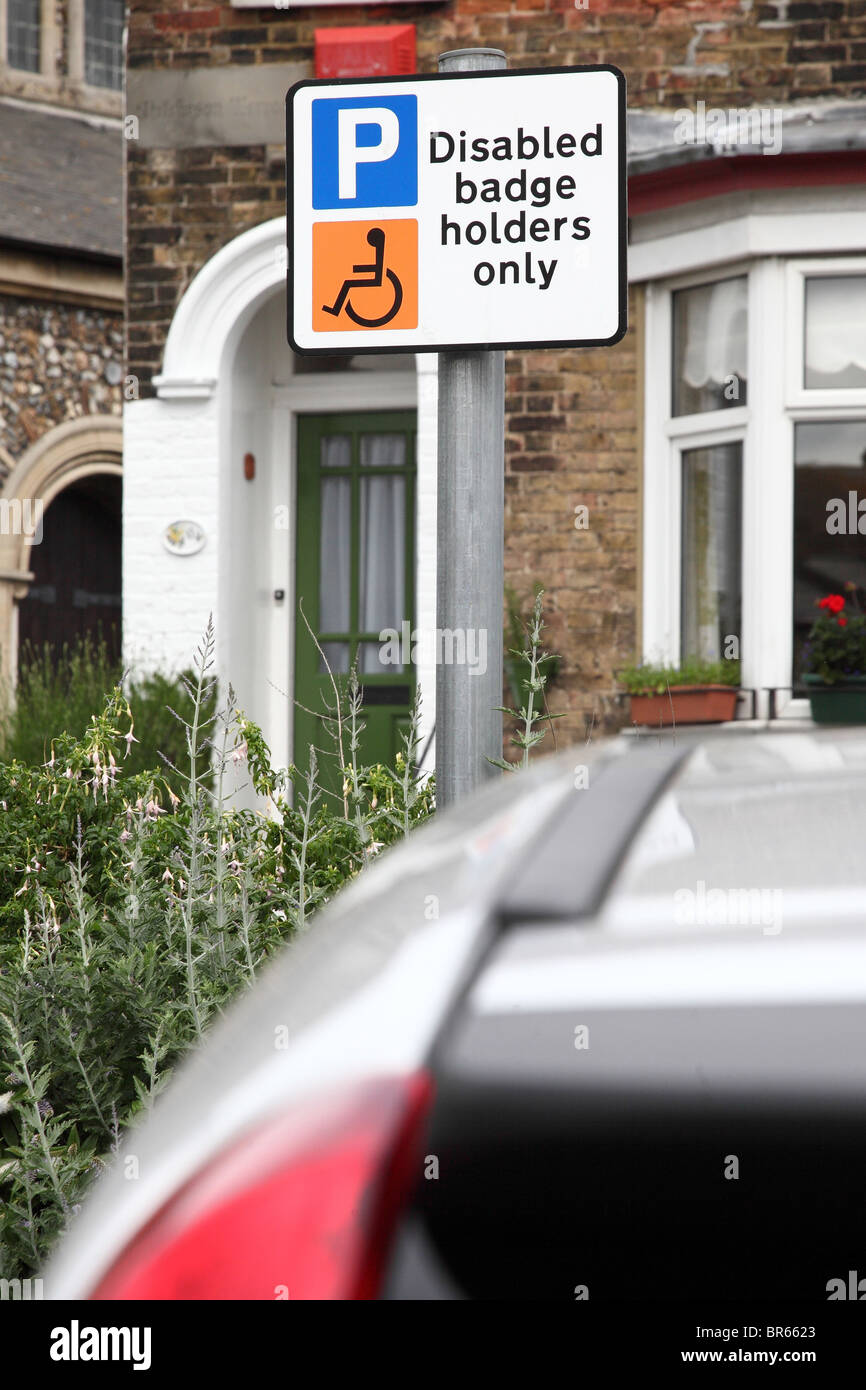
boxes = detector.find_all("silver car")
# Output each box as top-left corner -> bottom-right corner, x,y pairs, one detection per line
46,729 -> 866,1300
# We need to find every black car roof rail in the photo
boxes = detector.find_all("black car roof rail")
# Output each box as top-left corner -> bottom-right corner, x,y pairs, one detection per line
496,743 -> 693,925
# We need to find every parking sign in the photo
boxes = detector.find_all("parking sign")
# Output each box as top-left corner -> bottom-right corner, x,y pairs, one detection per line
287,65 -> 626,354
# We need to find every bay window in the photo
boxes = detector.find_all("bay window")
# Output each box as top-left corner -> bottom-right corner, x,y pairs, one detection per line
643,253 -> 866,720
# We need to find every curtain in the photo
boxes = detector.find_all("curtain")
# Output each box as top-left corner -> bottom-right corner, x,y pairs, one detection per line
805,276 -> 866,385
319,475 -> 350,633
681,443 -> 742,662
679,278 -> 748,391
359,435 -> 406,674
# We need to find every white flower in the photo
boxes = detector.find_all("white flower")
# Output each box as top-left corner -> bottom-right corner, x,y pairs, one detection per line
231,740 -> 248,766
124,729 -> 139,757
162,867 -> 173,883
0,1092 -> 13,1115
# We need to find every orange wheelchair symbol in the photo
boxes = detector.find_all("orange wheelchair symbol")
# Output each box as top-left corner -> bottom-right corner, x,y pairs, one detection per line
313,219 -> 418,333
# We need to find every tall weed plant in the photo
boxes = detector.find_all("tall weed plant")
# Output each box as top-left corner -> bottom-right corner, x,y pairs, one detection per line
0,621 -> 433,1278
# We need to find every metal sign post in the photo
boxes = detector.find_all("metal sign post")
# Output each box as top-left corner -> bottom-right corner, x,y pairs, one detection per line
436,47 -> 506,809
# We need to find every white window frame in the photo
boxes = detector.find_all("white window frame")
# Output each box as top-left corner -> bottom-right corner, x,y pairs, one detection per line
785,256 -> 866,409
644,249 -> 866,723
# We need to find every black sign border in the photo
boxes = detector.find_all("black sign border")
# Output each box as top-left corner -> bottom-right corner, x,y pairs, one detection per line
286,64 -> 628,356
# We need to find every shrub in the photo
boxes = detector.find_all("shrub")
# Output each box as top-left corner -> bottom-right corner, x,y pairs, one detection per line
0,622 -> 433,1278
0,634 -> 217,786
617,656 -> 741,696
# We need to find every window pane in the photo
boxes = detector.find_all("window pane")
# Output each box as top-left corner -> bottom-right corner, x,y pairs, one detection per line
320,435 -> 351,469
681,443 -> 742,663
360,434 -> 406,469
672,278 -> 748,416
85,0 -> 124,90
318,642 -> 349,675
7,0 -> 40,72
319,476 -> 350,634
359,475 -> 405,635
804,277 -> 866,390
794,421 -> 866,686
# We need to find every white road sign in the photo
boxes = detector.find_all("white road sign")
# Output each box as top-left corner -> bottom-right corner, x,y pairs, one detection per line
287,65 -> 626,355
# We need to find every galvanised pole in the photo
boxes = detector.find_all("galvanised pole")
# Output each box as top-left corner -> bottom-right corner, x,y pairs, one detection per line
435,47 -> 507,809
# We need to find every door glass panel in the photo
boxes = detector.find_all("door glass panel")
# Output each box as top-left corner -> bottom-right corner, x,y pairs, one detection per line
359,474 -> 405,636
359,639 -> 405,676
321,435 -> 351,468
319,641 -> 349,675
672,277 -> 748,416
360,434 -> 406,469
794,420 -> 866,686
804,277 -> 866,390
319,475 -> 350,633
681,443 -> 742,662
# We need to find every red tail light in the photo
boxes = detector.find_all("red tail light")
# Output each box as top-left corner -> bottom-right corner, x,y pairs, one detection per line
92,1074 -> 433,1300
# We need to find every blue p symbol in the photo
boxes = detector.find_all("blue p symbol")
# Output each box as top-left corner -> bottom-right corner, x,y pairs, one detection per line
312,95 -> 418,211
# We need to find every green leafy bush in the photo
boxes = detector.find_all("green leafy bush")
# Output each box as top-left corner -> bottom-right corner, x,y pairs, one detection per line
617,656 -> 741,696
0,623 -> 433,1278
1,634 -> 216,786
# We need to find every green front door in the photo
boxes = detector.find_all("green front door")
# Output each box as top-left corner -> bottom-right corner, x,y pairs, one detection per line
294,410 -> 416,802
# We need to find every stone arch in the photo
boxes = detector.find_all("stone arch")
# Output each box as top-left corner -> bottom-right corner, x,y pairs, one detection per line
0,414 -> 122,686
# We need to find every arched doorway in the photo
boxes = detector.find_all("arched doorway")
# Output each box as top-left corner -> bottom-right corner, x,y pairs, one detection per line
0,415 -> 123,689
124,216 -> 437,781
18,472 -> 122,662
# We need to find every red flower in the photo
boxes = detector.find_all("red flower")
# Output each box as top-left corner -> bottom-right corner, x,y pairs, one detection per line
819,594 -> 846,615
839,617 -> 848,627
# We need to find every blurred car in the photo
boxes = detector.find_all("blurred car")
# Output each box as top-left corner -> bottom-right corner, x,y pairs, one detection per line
46,728 -> 866,1300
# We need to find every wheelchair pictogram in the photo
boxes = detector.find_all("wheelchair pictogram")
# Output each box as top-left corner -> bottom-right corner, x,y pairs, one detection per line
321,227 -> 403,328
312,218 -> 418,334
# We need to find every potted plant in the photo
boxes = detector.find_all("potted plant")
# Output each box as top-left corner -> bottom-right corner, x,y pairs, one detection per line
801,585 -> 866,724
618,656 -> 741,727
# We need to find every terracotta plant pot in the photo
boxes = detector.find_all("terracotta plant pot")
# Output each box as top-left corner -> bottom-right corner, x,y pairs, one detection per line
803,674 -> 866,725
629,685 -> 739,727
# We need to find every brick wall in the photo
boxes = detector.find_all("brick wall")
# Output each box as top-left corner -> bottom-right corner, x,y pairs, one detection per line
126,0 -> 866,740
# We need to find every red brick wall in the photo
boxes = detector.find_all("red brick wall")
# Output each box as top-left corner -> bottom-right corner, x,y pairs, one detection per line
126,0 -> 866,740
